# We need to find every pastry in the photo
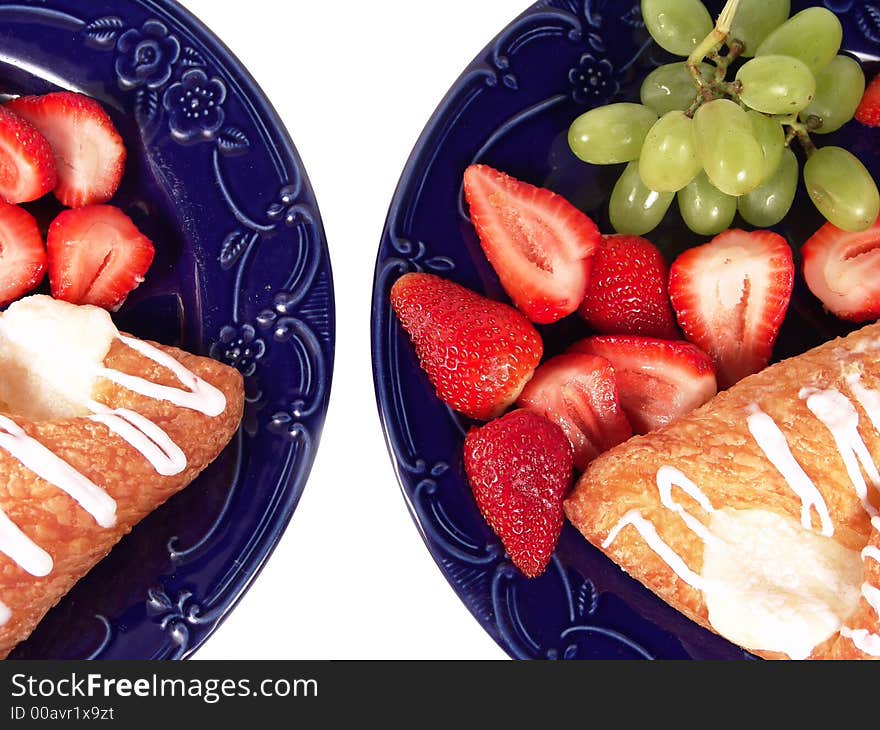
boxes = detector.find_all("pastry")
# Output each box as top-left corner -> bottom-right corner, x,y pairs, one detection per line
0,295 -> 243,658
564,321 -> 880,660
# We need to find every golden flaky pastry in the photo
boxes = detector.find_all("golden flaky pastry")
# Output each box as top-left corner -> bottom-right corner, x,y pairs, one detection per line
565,321 -> 880,660
0,296 -> 243,658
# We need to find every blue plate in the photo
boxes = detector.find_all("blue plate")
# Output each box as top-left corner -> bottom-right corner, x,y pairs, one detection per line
3,0 -> 334,659
372,0 -> 879,659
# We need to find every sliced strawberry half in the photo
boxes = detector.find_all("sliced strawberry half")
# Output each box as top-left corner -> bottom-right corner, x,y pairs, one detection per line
7,92 -> 126,208
464,409 -> 574,578
463,164 -> 601,324
0,201 -> 47,306
802,216 -> 880,323
390,272 -> 543,421
46,205 -> 154,311
0,105 -> 56,204
569,335 -> 717,434
517,353 -> 632,471
668,229 -> 793,389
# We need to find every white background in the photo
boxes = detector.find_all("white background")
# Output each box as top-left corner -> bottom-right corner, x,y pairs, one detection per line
181,0 -> 532,660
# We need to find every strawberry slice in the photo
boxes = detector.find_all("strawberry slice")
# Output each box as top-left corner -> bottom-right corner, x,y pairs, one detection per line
856,73 -> 880,127
569,335 -> 717,434
390,272 -> 543,421
668,229 -> 793,389
463,164 -> 600,324
517,353 -> 632,471
464,409 -> 573,578
7,92 -> 126,208
46,205 -> 154,310
0,105 -> 56,204
0,201 -> 47,306
579,234 -> 679,339
802,215 -> 880,322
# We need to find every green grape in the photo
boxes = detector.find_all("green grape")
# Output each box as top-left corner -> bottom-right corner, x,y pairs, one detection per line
736,56 -> 816,115
756,7 -> 843,73
678,171 -> 737,236
799,55 -> 865,135
638,112 -> 701,193
729,0 -> 790,57
693,99 -> 765,196
749,111 -> 785,183
738,147 -> 799,227
804,146 -> 880,232
640,62 -> 713,116
609,160 -> 675,235
568,103 -> 657,165
641,0 -> 713,57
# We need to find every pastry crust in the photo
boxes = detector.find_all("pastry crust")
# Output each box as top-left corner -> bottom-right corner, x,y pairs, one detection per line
0,338 -> 243,659
564,322 -> 880,660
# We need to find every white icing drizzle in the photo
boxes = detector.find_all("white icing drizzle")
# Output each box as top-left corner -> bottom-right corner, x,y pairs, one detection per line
602,509 -> 706,590
802,388 -> 880,518
0,508 -> 51,577
840,626 -> 880,656
0,331 -> 226,630
747,405 -> 833,536
87,401 -> 186,477
98,336 -> 226,417
0,415 -> 116,529
655,466 -> 716,542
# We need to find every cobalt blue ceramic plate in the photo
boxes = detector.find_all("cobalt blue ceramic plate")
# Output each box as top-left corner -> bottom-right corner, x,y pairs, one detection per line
372,0 -> 880,659
3,0 -> 334,659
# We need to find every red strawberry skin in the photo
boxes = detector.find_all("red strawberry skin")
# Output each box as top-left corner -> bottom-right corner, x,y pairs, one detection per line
570,335 -> 717,434
464,409 -> 573,578
7,92 -> 126,208
856,73 -> 880,127
668,229 -> 793,389
0,201 -> 47,306
517,353 -> 632,471
47,205 -> 155,310
463,164 -> 601,325
0,105 -> 57,204
390,272 -> 543,421
579,234 -> 678,339
802,216 -> 880,323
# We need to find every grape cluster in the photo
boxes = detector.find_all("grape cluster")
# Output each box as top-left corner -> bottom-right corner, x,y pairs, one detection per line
568,0 -> 879,236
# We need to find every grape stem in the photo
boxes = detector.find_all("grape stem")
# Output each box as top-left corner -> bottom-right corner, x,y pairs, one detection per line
687,0 -> 742,74
682,0 -> 821,157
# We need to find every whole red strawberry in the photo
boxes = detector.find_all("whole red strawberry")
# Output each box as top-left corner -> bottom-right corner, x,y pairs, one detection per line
464,409 -> 573,578
390,272 -> 543,421
856,73 -> 880,128
578,234 -> 678,339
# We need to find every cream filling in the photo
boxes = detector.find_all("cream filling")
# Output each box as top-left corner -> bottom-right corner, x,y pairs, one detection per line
0,295 -> 117,419
702,508 -> 862,660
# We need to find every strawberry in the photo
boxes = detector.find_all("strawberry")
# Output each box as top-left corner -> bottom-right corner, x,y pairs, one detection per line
517,353 -> 632,471
578,234 -> 678,339
569,335 -> 717,434
0,105 -> 56,204
390,272 -> 543,421
668,229 -> 793,389
463,164 -> 600,324
0,201 -> 47,306
46,205 -> 154,310
802,215 -> 880,323
856,73 -> 880,127
7,92 -> 126,208
463,409 -> 573,578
